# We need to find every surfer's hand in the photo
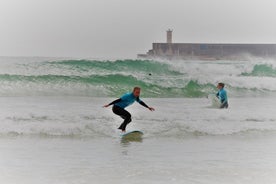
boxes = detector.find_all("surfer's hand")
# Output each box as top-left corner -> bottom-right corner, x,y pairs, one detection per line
148,107 -> 155,111
103,104 -> 109,108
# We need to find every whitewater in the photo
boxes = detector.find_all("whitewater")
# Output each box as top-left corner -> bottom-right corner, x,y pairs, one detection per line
0,56 -> 276,184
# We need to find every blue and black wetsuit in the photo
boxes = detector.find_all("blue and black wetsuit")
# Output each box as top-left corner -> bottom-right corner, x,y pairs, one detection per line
108,92 -> 149,131
216,88 -> 229,108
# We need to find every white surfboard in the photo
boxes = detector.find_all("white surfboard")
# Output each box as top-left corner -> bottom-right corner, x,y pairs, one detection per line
208,94 -> 221,108
121,130 -> 143,139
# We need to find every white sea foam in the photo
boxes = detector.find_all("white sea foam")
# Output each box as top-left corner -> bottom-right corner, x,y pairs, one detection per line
0,97 -> 275,138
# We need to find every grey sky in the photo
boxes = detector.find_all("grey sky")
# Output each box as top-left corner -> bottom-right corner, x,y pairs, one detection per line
0,0 -> 276,58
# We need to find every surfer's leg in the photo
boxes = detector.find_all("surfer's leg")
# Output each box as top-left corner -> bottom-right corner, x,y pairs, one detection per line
118,110 -> 131,131
220,101 -> 229,109
112,106 -> 132,131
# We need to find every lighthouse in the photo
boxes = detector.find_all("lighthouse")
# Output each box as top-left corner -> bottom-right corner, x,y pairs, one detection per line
166,29 -> 173,44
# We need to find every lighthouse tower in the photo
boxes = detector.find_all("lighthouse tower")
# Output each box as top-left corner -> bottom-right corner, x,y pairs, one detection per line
166,29 -> 173,44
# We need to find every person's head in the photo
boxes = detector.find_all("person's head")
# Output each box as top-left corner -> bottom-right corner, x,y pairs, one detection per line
133,87 -> 141,97
217,82 -> 225,89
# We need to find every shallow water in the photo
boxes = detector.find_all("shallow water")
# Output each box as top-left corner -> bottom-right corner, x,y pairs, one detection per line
0,97 -> 276,184
1,133 -> 276,184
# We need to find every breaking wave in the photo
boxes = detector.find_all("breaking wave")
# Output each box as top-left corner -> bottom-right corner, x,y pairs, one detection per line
241,64 -> 276,77
0,58 -> 275,97
1,112 -> 276,138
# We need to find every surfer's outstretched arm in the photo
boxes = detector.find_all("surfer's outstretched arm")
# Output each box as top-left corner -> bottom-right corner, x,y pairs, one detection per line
138,100 -> 155,111
103,98 -> 121,108
136,97 -> 155,111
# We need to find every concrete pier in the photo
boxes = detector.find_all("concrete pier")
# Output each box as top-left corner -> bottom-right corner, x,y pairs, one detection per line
138,30 -> 276,60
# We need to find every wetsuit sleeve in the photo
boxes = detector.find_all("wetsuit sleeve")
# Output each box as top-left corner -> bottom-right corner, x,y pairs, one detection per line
136,97 -> 149,108
139,101 -> 149,108
108,98 -> 122,106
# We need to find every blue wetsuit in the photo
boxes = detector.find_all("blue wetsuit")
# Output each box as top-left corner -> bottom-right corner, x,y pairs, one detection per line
216,88 -> 229,108
114,92 -> 142,109
108,92 -> 149,131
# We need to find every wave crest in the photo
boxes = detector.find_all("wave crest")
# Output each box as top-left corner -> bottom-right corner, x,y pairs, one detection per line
0,59 -> 275,97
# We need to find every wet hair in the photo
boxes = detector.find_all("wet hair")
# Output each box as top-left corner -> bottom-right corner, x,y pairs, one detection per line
133,87 -> 141,91
218,83 -> 225,88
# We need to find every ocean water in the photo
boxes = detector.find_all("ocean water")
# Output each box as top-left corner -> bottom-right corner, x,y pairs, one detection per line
0,57 -> 276,184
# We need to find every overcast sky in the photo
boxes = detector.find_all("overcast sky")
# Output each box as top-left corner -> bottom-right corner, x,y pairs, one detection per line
0,0 -> 276,58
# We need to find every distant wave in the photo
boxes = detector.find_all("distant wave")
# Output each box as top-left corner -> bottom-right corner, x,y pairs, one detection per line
0,59 -> 275,97
241,64 -> 276,77
0,74 -> 216,97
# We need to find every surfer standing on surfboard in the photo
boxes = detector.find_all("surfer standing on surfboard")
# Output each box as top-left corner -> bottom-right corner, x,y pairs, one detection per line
103,87 -> 155,132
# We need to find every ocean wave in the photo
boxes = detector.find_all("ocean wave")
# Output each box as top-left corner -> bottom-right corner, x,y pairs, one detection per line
0,58 -> 275,97
47,59 -> 182,76
241,64 -> 276,77
1,115 -> 276,138
0,114 -> 116,138
0,73 -> 215,97
1,96 -> 276,138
